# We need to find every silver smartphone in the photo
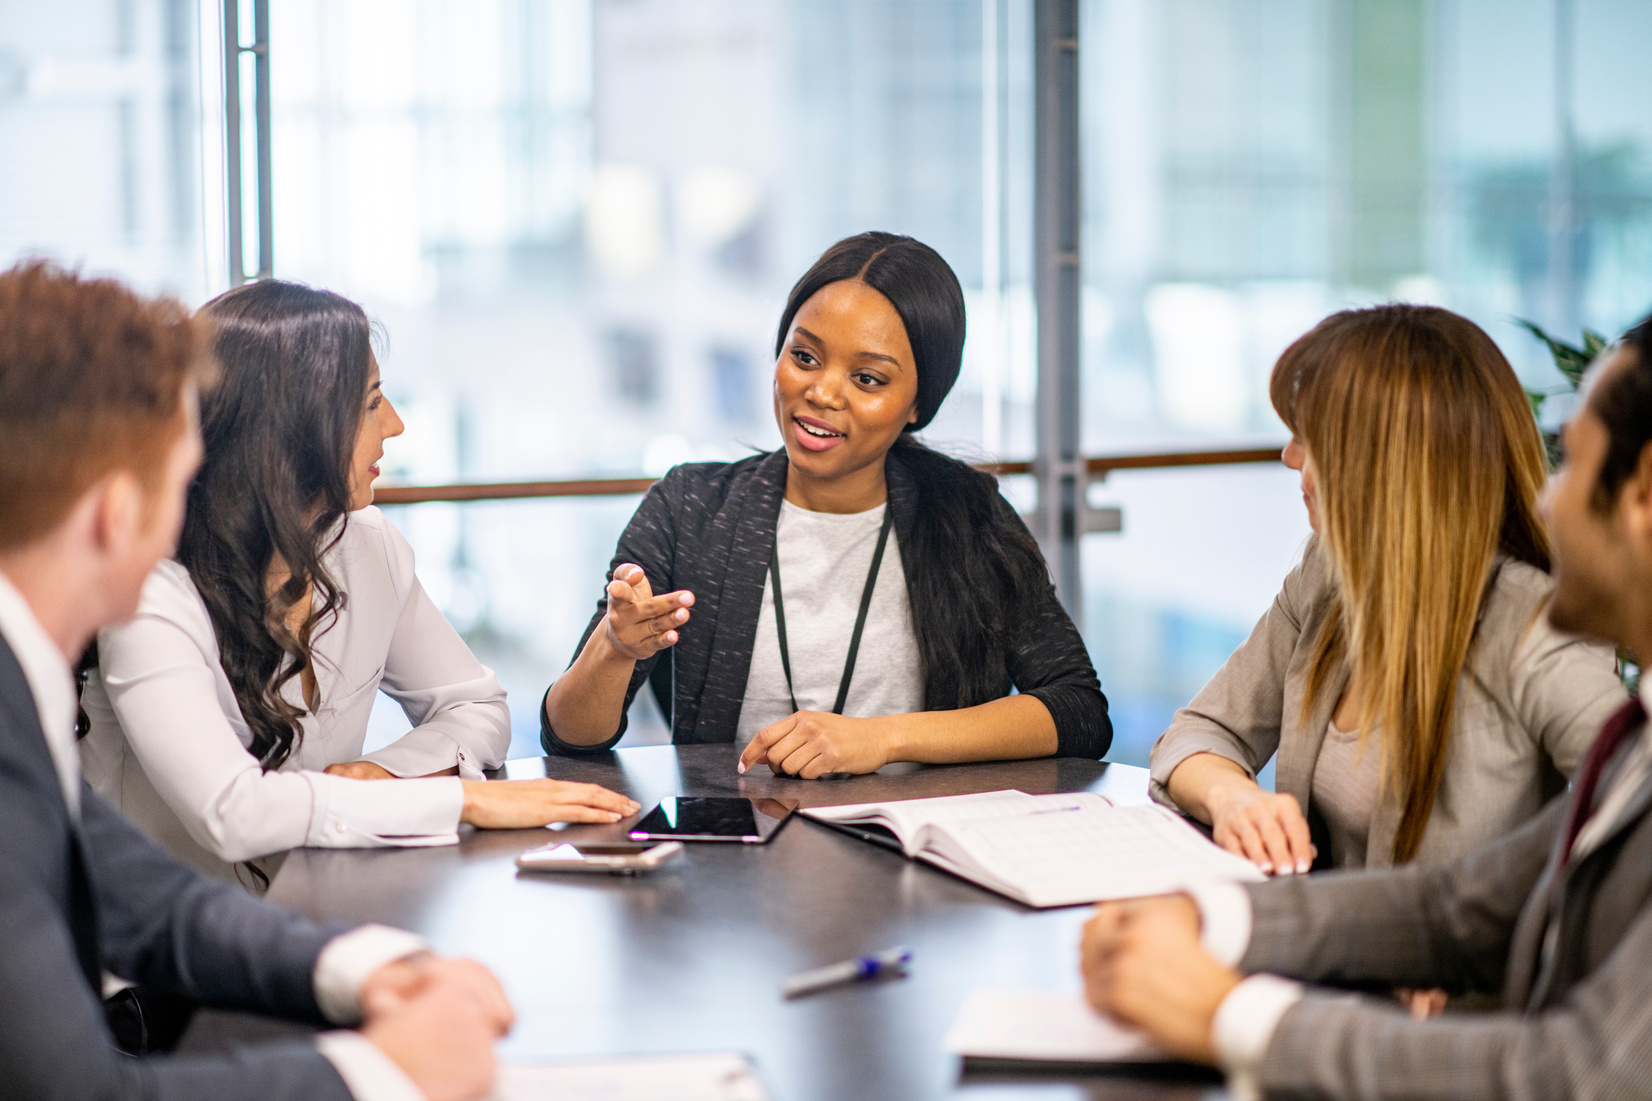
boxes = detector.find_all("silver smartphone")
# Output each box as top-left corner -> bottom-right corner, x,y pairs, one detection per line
514,840 -> 684,876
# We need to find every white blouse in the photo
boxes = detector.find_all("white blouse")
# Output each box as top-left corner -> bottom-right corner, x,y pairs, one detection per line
80,507 -> 509,878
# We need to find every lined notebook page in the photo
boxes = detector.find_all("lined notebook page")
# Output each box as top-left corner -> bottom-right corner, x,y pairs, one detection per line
804,790 -> 1035,853
804,790 -> 1116,854
945,803 -> 1264,907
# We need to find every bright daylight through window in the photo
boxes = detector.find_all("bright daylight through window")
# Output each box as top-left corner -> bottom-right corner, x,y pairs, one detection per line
2,0 -> 1650,763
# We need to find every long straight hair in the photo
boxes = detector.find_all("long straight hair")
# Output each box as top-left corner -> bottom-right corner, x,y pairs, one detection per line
1270,305 -> 1550,863
774,233 -> 1052,711
176,281 -> 372,769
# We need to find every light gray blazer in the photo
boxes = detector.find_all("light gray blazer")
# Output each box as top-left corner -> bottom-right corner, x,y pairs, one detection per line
1150,536 -> 1626,867
1243,724 -> 1652,1099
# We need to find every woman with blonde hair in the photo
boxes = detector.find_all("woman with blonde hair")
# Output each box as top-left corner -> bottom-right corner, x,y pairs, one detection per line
1151,304 -> 1626,873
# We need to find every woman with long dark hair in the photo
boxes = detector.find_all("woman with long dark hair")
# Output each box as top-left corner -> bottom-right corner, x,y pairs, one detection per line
80,280 -> 636,881
542,232 -> 1110,774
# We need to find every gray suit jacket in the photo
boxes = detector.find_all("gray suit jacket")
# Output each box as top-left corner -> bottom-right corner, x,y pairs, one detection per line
1151,536 -> 1625,867
0,635 -> 354,1100
1241,726 -> 1652,1100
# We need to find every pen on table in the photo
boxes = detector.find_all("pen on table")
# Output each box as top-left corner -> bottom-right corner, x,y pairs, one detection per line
781,947 -> 912,999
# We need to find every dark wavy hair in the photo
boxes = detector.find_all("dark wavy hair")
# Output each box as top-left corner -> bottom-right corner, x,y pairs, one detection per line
775,232 -> 1052,710
177,280 -> 372,769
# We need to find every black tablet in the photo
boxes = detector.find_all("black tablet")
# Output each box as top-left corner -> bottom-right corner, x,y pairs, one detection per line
628,796 -> 798,843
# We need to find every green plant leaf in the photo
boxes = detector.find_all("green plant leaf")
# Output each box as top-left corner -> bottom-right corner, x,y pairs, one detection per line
1516,318 -> 1601,388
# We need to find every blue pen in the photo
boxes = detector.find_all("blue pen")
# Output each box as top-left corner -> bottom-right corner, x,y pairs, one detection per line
781,947 -> 912,999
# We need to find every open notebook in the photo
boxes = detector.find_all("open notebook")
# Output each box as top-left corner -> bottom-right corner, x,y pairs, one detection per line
801,789 -> 1263,907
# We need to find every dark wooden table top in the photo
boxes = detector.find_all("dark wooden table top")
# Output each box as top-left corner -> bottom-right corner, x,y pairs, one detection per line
186,746 -> 1225,1101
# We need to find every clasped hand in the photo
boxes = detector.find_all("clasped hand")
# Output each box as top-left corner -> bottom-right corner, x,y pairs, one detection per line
738,711 -> 892,778
1079,894 -> 1239,1064
359,954 -> 514,1101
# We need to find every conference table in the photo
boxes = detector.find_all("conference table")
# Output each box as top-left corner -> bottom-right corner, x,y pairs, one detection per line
185,745 -> 1227,1100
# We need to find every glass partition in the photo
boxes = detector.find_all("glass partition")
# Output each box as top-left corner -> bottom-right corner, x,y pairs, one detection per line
0,0 -> 222,297
364,495 -> 669,760
1078,0 -> 1652,766
268,0 -> 1038,488
7,1 -> 1652,770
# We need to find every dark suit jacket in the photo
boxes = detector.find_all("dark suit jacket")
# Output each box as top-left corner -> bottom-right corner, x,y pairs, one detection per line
541,447 -> 1111,757
1238,719 -> 1652,1099
0,634 -> 354,1100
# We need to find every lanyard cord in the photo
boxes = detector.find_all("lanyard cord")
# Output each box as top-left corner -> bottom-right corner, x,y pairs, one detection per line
768,505 -> 895,716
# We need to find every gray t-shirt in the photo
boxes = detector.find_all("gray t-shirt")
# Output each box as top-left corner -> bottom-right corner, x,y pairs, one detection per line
736,499 -> 924,742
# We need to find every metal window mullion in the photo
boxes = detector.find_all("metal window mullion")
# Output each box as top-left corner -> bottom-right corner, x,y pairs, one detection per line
1033,0 -> 1082,623
223,0 -> 242,284
252,0 -> 272,279
223,0 -> 271,286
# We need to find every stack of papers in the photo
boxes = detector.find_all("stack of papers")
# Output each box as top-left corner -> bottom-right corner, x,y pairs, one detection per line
802,789 -> 1263,907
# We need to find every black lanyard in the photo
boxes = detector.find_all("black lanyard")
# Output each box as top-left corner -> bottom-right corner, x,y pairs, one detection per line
768,505 -> 894,716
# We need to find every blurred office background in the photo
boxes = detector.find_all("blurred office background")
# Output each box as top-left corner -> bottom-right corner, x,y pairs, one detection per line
3,0 -> 1650,765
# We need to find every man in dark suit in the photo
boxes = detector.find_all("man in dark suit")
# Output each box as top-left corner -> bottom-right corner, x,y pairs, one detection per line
0,260 -> 509,1101
1081,312 -> 1652,1100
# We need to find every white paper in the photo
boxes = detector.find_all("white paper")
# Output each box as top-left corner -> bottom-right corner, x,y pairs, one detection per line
489,1052 -> 770,1101
944,990 -> 1163,1063
802,789 -> 1115,855
946,802 -> 1266,907
802,789 -> 1039,853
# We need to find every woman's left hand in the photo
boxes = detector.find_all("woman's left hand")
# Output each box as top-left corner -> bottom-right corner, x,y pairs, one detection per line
324,760 -> 397,780
738,712 -> 894,778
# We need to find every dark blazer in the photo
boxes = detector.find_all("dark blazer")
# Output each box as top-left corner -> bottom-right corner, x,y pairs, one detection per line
0,634 -> 354,1100
1238,712 -> 1652,1099
542,447 -> 1111,757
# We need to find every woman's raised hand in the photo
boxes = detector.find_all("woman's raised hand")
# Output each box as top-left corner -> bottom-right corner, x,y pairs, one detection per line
1206,781 -> 1315,875
459,779 -> 640,829
738,712 -> 893,778
602,563 -> 694,661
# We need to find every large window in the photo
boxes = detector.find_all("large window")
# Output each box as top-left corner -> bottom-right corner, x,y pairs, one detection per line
4,1 -> 1650,764
0,0 -> 221,299
1079,0 -> 1652,762
265,0 -> 1040,755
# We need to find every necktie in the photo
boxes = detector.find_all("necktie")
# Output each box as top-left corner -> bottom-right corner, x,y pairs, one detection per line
1560,696 -> 1647,865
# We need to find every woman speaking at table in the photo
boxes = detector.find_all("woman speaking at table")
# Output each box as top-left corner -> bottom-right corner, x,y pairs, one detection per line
80,280 -> 637,883
1151,305 -> 1625,875
542,232 -> 1109,776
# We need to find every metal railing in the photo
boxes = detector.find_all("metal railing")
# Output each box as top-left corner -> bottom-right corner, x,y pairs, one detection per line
372,445 -> 1287,506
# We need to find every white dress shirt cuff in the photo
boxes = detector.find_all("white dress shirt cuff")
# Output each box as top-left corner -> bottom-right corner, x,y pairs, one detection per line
314,924 -> 431,1025
1212,974 -> 1304,1101
304,773 -> 465,850
364,726 -> 490,782
316,1030 -> 428,1101
1182,879 -> 1253,967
